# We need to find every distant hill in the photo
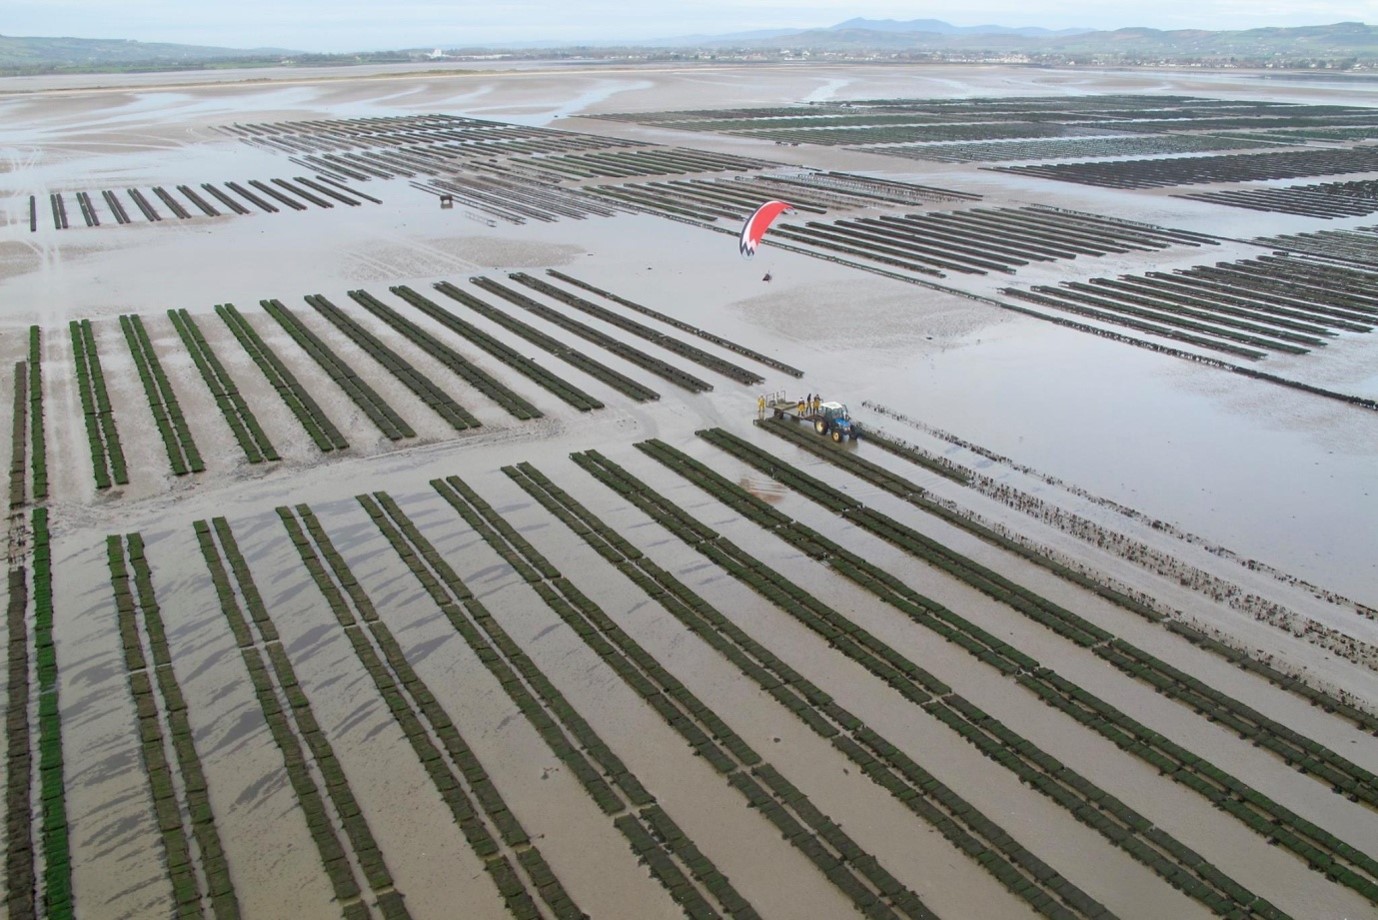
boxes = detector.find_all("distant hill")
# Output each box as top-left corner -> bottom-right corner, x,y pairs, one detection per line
828,18 -> 1092,38
6,19 -> 1378,74
460,18 -> 1378,63
0,34 -> 297,69
617,18 -> 1091,49
710,19 -> 1378,59
1062,21 -> 1378,56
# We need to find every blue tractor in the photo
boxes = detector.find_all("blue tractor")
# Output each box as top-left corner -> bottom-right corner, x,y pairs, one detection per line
814,401 -> 860,443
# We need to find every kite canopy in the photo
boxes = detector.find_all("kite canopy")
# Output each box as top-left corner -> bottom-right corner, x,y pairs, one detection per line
739,200 -> 794,259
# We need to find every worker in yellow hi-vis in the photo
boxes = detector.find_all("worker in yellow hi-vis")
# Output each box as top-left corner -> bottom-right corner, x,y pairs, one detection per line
757,394 -> 765,419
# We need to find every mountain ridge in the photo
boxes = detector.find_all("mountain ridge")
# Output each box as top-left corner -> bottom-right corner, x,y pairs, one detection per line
827,18 -> 1093,38
4,19 -> 1378,71
0,33 -> 297,65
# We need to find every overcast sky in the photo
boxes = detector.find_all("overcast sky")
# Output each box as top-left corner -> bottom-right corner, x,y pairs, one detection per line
5,0 -> 1375,52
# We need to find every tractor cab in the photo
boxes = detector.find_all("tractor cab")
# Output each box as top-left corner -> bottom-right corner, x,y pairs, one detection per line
814,402 -> 860,442
820,402 -> 849,423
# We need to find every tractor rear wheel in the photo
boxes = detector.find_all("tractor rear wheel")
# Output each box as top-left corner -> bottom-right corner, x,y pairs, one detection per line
815,420 -> 826,434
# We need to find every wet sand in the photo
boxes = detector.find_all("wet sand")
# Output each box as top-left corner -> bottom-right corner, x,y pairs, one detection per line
2,61 -> 1376,920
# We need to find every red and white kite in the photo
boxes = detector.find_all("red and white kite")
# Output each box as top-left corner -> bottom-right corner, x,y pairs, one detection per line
739,200 -> 794,259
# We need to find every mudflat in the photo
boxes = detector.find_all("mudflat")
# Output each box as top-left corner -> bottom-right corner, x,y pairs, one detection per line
1,61 -> 1375,920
